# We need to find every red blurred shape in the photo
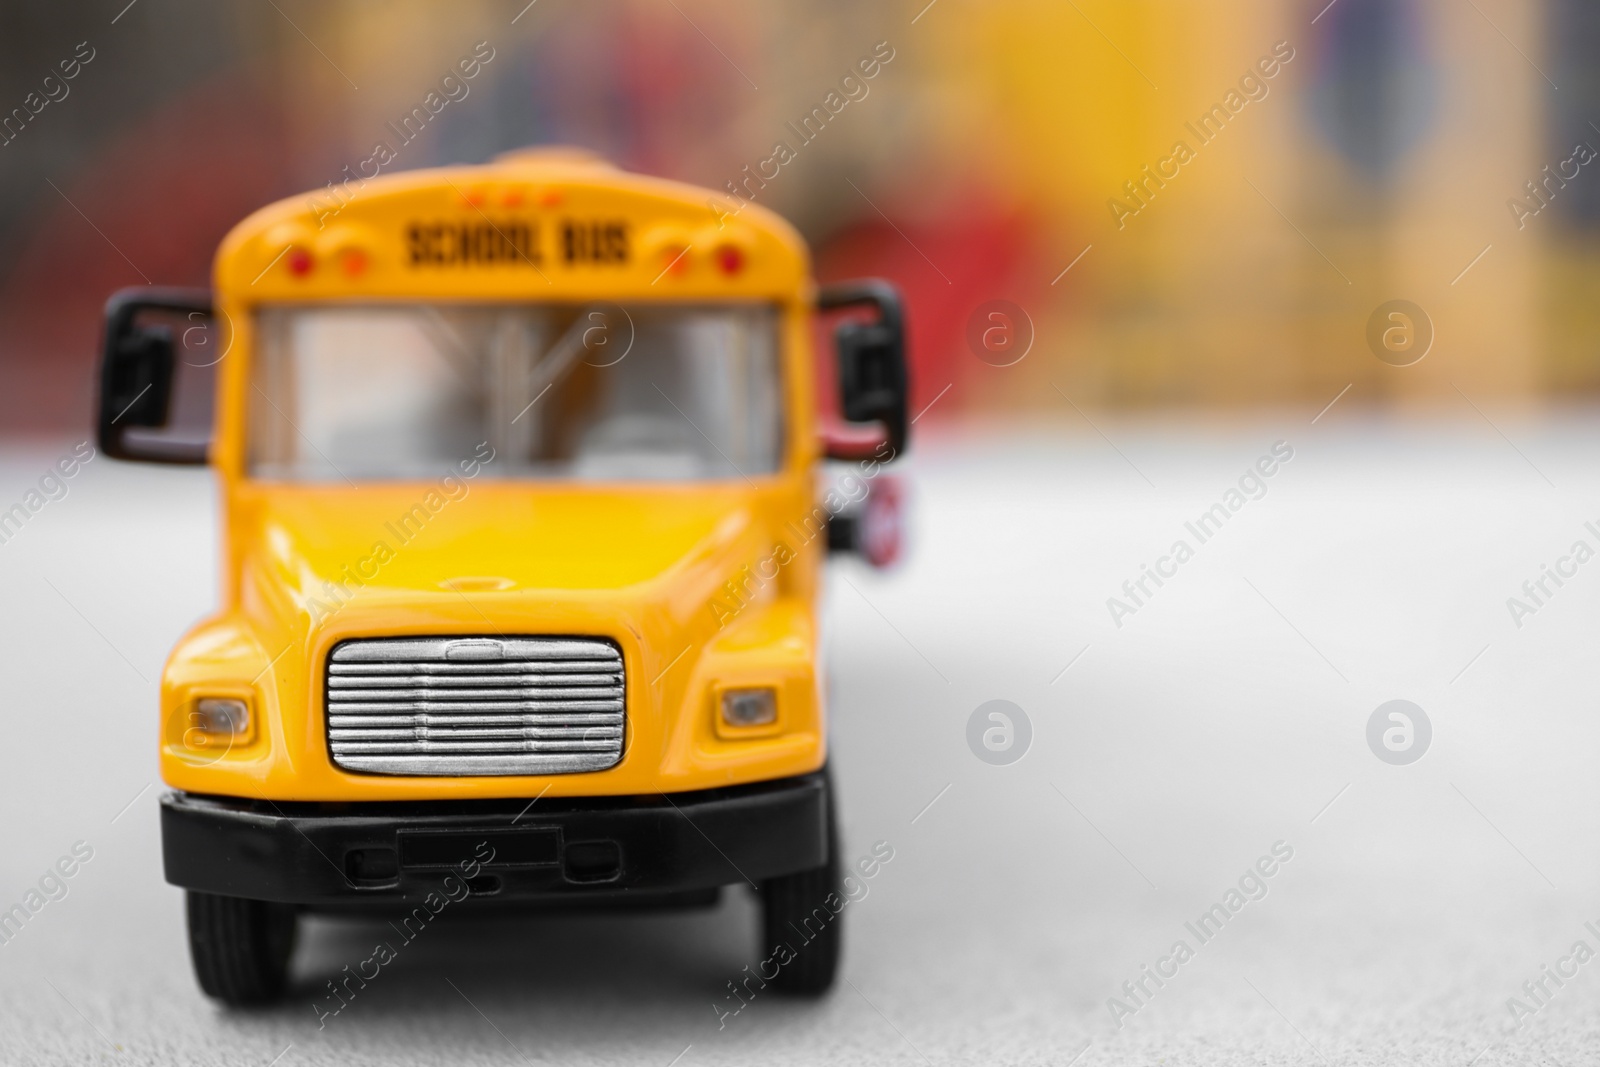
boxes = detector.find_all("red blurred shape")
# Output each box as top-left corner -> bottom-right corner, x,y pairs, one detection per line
861,476 -> 905,569
286,247 -> 314,277
714,244 -> 744,275
819,423 -> 888,460
0,69 -> 301,434
813,195 -> 1040,429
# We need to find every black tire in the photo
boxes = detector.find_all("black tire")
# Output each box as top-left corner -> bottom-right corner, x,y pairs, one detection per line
185,891 -> 297,1005
759,783 -> 841,995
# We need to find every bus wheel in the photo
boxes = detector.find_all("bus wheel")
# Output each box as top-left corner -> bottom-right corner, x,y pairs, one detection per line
759,802 -> 841,995
185,890 -> 297,1005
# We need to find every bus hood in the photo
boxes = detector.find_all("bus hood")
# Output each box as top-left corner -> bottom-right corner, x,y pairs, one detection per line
231,484 -> 801,633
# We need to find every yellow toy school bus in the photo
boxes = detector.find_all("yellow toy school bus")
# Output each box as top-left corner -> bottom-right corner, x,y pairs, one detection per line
95,147 -> 908,1004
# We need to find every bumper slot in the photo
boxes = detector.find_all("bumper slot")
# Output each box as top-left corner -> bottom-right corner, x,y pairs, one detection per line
345,847 -> 399,887
563,840 -> 622,884
399,827 -> 558,869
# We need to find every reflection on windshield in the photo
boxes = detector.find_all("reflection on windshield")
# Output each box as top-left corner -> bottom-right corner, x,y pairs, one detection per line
250,303 -> 783,482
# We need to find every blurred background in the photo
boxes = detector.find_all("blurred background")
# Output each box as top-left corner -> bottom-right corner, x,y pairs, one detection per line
10,5 -> 1600,1063
4,0 -> 1597,434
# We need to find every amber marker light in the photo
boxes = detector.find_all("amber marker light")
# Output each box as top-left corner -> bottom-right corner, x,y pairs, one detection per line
338,247 -> 369,277
659,244 -> 691,279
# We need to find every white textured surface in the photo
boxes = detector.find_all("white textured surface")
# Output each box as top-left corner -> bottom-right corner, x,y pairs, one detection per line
1,414 -> 1597,1065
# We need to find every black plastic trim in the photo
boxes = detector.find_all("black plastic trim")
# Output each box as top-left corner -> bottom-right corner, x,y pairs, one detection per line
161,771 -> 829,908
97,286 -> 213,465
817,279 -> 909,460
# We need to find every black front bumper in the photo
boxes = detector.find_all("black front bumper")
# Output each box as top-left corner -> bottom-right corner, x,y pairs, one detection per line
162,772 -> 828,909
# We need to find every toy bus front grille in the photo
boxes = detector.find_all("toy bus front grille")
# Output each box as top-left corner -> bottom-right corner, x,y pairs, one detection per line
325,636 -> 625,776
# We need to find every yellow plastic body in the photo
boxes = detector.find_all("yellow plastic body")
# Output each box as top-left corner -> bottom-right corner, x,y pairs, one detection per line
160,151 -> 837,801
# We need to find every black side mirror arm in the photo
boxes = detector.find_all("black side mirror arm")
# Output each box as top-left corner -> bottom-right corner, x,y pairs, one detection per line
97,287 -> 213,464
817,280 -> 909,462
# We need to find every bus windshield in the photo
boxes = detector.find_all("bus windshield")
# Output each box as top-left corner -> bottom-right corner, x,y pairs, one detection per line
249,302 -> 783,482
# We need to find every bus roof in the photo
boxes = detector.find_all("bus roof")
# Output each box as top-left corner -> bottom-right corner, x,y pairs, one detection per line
215,147 -> 810,303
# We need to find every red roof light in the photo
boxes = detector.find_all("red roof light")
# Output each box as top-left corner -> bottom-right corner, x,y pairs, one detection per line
715,244 -> 745,275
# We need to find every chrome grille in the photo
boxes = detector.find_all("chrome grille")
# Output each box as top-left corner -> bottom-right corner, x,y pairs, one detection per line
326,636 -> 625,776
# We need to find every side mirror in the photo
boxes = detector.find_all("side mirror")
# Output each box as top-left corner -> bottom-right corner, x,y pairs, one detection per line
818,280 -> 908,461
97,287 -> 215,464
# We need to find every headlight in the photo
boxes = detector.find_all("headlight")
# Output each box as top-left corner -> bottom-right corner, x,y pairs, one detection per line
170,696 -> 254,766
191,697 -> 250,739
720,687 -> 777,728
